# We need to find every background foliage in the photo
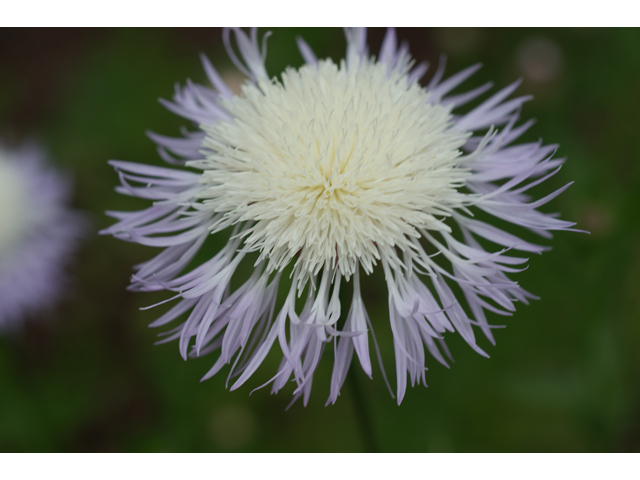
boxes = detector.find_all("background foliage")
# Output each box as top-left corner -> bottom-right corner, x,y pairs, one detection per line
0,27 -> 638,452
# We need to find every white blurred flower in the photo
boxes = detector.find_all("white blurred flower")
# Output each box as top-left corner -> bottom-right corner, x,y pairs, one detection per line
0,141 -> 84,330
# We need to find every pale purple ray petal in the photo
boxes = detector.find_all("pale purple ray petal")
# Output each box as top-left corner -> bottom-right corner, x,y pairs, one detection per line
296,36 -> 318,66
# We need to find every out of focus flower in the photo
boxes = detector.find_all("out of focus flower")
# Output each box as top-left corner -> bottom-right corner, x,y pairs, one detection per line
104,28 -> 578,405
0,142 -> 84,330
517,36 -> 563,85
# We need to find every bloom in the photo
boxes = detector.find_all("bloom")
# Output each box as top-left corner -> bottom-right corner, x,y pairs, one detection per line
103,28 -> 577,405
0,141 -> 84,330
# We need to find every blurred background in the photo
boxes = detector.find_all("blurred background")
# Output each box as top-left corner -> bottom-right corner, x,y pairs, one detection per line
0,27 -> 638,452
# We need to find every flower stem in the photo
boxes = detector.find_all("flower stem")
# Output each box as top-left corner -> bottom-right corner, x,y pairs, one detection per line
348,364 -> 379,453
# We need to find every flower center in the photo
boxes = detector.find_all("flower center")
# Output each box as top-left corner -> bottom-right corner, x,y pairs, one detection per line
194,58 -> 471,280
0,154 -> 36,263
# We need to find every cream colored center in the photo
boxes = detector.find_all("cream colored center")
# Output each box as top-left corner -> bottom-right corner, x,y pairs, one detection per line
0,155 -> 36,262
194,58 -> 470,279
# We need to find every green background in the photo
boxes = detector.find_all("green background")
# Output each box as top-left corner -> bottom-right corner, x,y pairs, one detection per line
0,28 -> 638,452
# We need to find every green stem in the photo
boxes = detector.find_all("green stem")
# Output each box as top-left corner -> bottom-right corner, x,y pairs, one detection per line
348,363 -> 379,453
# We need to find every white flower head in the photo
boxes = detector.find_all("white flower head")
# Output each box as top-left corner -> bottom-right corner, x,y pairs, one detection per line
103,28 -> 579,405
0,141 -> 85,330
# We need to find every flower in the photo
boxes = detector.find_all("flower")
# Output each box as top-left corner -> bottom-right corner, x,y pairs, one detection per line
0,141 -> 85,330
103,28 -> 578,405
